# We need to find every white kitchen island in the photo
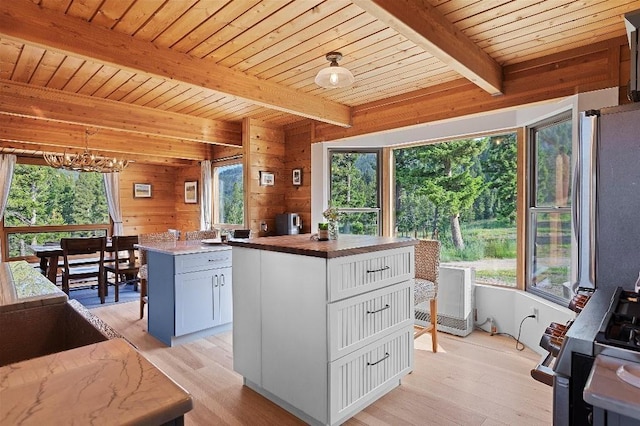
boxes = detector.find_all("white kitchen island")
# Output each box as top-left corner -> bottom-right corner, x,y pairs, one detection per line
228,234 -> 417,426
137,240 -> 232,347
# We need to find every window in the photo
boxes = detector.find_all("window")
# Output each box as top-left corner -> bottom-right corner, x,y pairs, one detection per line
4,163 -> 109,259
527,112 -> 573,304
213,163 -> 244,225
394,134 -> 517,287
328,150 -> 381,235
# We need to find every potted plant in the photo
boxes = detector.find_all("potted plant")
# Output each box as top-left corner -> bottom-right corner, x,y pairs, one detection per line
318,222 -> 329,241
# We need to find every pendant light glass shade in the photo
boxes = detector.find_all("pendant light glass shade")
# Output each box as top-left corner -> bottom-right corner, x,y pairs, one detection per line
315,52 -> 354,89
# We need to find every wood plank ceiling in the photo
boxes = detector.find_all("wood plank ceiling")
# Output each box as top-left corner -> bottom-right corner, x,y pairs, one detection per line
1,0 -> 639,162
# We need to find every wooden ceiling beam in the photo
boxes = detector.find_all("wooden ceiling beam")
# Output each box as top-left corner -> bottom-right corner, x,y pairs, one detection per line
353,0 -> 503,96
0,81 -> 242,147
0,114 -> 214,162
0,0 -> 352,127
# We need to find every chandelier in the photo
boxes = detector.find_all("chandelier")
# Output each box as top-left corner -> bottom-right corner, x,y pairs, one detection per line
43,130 -> 129,173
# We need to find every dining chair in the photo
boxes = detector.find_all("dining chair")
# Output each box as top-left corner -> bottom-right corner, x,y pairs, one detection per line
414,239 -> 441,353
184,230 -> 219,241
138,231 -> 177,319
60,236 -> 107,303
103,235 -> 140,303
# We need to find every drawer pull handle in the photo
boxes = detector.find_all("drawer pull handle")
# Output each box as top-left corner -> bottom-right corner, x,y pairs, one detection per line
367,352 -> 390,366
366,266 -> 390,273
367,304 -> 390,314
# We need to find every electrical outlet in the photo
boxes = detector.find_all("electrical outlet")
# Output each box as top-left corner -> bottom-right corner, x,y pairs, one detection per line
488,317 -> 497,335
530,306 -> 539,321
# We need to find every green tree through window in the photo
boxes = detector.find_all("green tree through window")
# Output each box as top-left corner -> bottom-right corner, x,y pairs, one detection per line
4,164 -> 109,258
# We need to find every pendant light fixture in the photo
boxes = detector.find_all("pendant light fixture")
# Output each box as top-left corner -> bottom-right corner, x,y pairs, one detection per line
43,129 -> 129,173
314,52 -> 354,89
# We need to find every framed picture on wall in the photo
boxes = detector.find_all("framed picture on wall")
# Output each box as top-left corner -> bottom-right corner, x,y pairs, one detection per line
259,171 -> 275,186
133,183 -> 152,198
292,168 -> 302,186
184,181 -> 198,204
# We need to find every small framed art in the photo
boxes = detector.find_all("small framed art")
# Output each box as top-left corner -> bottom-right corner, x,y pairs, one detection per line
259,171 -> 275,186
133,183 -> 152,198
184,181 -> 198,204
292,168 -> 302,186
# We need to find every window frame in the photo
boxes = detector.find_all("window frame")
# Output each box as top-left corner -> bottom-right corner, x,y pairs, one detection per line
526,110 -> 574,305
2,157 -> 112,262
212,159 -> 245,228
328,148 -> 382,236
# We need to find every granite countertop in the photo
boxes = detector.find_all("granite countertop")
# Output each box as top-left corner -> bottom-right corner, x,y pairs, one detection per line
0,261 -> 67,313
136,239 -> 231,255
0,338 -> 193,425
227,234 -> 417,258
584,354 -> 640,420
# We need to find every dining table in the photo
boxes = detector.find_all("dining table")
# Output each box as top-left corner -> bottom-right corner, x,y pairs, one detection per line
29,240 -> 116,284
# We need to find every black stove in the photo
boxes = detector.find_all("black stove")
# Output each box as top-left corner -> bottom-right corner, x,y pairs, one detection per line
595,288 -> 640,364
532,287 -> 640,425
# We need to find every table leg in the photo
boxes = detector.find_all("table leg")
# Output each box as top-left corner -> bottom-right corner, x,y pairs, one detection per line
39,257 -> 48,275
47,254 -> 59,284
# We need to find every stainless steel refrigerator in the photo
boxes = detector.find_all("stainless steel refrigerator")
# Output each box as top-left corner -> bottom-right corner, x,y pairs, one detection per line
577,103 -> 640,292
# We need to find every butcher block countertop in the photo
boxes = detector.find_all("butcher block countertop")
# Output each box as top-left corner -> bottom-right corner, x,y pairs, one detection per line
227,234 -> 417,258
0,338 -> 193,425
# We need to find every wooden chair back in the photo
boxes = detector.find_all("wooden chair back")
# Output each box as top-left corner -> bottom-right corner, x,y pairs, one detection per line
184,230 -> 219,240
104,235 -> 140,303
110,235 -> 139,263
60,236 -> 107,299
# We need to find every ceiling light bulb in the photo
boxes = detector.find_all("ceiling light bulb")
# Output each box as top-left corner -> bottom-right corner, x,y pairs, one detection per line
315,52 -> 354,89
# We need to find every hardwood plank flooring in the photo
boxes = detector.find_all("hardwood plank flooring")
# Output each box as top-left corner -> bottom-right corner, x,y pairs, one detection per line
91,301 -> 552,425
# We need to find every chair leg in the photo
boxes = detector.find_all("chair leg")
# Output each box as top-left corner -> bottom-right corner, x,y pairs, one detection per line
140,278 -> 147,319
99,272 -> 105,304
430,298 -> 438,353
114,272 -> 120,303
62,275 -> 69,295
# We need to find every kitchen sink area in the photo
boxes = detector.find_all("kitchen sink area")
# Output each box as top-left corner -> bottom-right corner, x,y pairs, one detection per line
0,299 -> 111,367
0,260 -> 193,425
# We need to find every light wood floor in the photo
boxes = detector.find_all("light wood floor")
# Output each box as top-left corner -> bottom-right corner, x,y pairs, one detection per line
91,301 -> 552,425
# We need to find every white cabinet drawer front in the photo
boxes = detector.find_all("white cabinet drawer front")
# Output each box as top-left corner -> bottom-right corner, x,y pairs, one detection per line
175,250 -> 231,274
328,247 -> 414,302
329,281 -> 413,361
330,329 -> 413,424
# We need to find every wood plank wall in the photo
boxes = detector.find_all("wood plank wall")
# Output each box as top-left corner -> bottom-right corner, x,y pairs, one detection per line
284,121 -> 313,234
243,118 -> 286,237
175,164 -> 201,234
119,163 -> 178,236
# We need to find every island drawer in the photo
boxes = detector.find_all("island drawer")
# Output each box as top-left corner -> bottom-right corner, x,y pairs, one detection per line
175,250 -> 232,274
327,246 -> 413,302
328,281 -> 413,361
329,328 -> 413,424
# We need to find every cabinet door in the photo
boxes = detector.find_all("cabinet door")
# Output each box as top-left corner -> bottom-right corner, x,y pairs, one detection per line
217,267 -> 233,325
175,269 -> 216,336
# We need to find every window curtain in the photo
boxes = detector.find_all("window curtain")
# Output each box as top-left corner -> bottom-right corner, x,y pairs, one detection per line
103,172 -> 124,235
0,154 -> 17,260
200,160 -> 213,230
